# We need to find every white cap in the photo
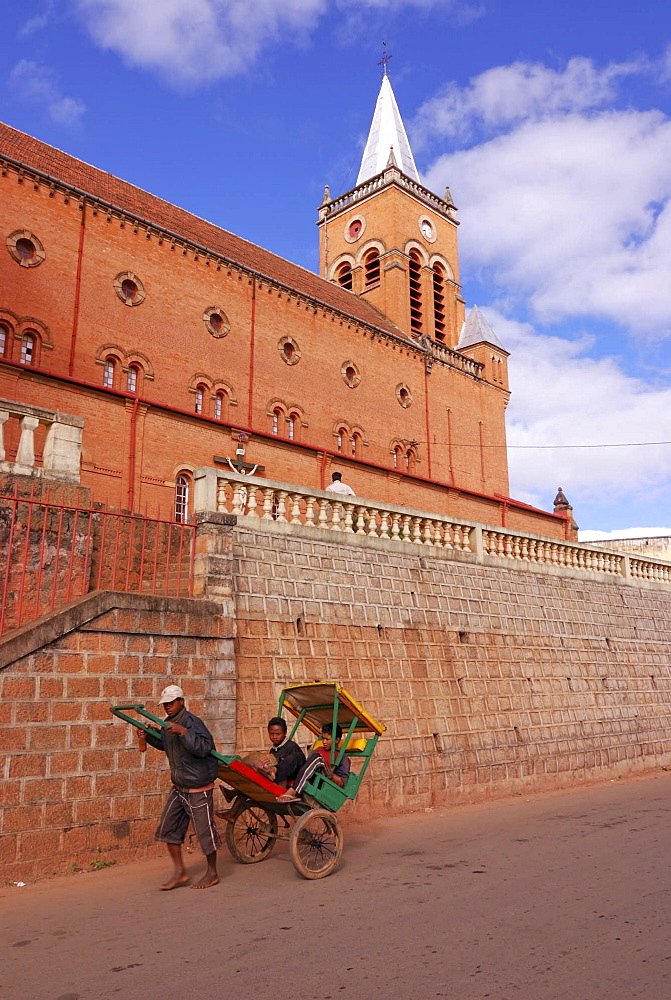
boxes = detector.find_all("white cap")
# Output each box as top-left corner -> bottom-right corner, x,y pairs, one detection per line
159,684 -> 184,704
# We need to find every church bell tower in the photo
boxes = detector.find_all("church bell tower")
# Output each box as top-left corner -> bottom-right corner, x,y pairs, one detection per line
318,66 -> 465,348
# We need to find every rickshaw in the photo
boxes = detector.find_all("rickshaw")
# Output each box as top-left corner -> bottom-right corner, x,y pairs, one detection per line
110,682 -> 386,879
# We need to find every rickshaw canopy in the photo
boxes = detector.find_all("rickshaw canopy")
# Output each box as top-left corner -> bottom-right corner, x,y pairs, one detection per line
279,682 -> 386,738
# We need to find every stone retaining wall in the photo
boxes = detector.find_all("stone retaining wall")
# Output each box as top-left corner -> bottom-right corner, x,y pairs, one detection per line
230,523 -> 671,815
2,516 -> 670,881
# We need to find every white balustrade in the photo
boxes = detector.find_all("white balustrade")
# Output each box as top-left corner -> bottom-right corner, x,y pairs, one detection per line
193,467 -> 671,589
0,399 -> 84,483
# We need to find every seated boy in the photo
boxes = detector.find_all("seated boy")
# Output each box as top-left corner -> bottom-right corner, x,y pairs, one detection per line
278,722 -> 350,802
267,716 -> 306,787
218,716 -> 306,822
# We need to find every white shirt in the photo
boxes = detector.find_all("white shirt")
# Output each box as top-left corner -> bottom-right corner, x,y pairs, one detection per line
326,480 -> 356,496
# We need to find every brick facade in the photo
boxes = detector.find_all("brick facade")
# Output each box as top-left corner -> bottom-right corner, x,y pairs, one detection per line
0,121 -> 569,538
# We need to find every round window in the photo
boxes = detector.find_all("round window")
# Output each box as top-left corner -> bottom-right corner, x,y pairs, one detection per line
278,336 -> 301,366
396,383 -> 413,408
114,271 -> 146,306
344,215 -> 366,244
342,361 -> 361,388
203,306 -> 230,338
7,229 -> 46,268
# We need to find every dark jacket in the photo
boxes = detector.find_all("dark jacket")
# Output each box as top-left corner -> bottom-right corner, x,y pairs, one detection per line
146,707 -> 218,789
270,738 -> 306,785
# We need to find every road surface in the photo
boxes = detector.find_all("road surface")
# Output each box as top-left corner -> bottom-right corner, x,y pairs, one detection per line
4,772 -> 670,1000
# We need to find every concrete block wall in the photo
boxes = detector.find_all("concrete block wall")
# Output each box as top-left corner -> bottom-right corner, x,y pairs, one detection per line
230,524 -> 671,815
0,593 -> 235,881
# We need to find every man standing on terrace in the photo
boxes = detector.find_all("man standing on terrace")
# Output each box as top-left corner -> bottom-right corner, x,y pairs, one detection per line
325,472 -> 356,496
145,684 -> 221,890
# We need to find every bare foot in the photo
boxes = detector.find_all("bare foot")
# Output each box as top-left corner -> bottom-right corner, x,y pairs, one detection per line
190,874 -> 219,889
160,874 -> 190,891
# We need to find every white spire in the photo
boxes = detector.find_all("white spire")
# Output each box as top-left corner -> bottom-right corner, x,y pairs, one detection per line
357,74 -> 420,186
458,305 -> 506,350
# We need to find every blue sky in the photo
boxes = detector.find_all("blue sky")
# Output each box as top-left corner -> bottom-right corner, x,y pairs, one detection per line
2,0 -> 671,537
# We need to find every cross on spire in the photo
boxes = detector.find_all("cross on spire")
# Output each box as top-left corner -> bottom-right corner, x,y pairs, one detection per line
378,42 -> 392,77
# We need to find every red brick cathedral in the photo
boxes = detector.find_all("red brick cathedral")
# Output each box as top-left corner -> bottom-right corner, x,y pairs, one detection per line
0,72 -> 568,538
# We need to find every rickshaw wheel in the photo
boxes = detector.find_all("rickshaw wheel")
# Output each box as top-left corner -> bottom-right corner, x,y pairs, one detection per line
225,803 -> 278,864
289,809 -> 343,879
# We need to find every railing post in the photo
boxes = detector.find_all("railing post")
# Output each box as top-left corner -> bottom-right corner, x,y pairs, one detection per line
192,510 -> 237,614
0,410 -> 8,462
42,414 -> 84,480
193,467 -> 219,512
14,415 -> 39,472
622,554 -> 631,581
472,524 -> 484,560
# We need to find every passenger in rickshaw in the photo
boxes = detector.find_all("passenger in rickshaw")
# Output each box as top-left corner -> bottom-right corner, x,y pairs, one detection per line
267,716 -> 306,787
278,722 -> 350,802
218,716 -> 306,821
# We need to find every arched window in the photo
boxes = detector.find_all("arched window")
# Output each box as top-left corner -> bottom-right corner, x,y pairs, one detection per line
103,358 -> 116,388
287,414 -> 296,441
351,432 -> 361,458
409,251 -> 423,334
336,262 -> 353,290
194,384 -> 206,415
336,428 -> 345,453
392,444 -> 416,472
272,408 -> 282,436
20,333 -> 36,366
214,391 -> 227,421
127,365 -> 139,393
174,474 -> 190,523
364,249 -> 380,288
432,263 -> 446,341
0,324 -> 7,358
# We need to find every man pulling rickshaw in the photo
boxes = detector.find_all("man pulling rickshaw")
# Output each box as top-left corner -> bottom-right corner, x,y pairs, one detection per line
111,682 -> 385,881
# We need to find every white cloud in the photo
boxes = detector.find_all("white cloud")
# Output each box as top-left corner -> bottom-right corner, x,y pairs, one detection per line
485,309 -> 671,510
420,62 -> 671,337
76,0 -> 325,83
9,60 -> 86,126
415,57 -> 642,143
75,0 -> 463,84
19,0 -> 55,36
580,527 -> 671,540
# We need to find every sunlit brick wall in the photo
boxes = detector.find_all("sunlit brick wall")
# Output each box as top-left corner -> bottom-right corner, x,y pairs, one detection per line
0,597 -> 234,882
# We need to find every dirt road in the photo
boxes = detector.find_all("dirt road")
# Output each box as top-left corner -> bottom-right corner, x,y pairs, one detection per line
4,773 -> 670,1000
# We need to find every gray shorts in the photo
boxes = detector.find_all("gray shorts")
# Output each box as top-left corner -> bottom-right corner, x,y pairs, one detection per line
155,786 -> 222,856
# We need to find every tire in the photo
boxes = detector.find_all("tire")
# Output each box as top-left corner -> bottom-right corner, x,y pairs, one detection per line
225,803 -> 278,864
289,809 -> 343,879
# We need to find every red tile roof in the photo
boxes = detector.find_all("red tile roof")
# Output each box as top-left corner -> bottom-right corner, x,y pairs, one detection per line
0,121 -> 411,343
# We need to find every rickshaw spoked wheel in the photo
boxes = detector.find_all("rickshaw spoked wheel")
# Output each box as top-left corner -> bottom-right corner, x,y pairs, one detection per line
289,808 -> 343,880
225,802 -> 278,864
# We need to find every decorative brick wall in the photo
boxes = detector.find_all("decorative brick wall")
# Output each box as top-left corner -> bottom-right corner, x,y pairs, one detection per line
230,523 -> 671,816
0,592 -> 235,882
